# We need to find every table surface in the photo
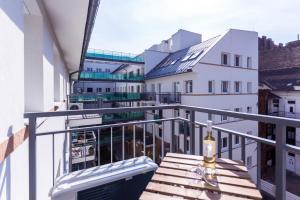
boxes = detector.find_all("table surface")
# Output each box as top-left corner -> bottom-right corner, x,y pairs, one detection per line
140,153 -> 262,200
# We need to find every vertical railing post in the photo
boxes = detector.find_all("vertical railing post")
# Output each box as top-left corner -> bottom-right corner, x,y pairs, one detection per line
199,125 -> 203,156
133,125 -> 136,158
217,130 -> 222,158
84,130 -> 86,169
228,133 -> 233,159
122,126 -> 125,160
143,123 -> 146,156
152,124 -> 155,162
171,119 -> 175,153
257,142 -> 261,189
275,124 -> 286,200
190,110 -> 195,155
52,133 -> 55,186
111,127 -> 113,163
161,121 -> 164,158
68,130 -> 72,173
241,137 -> 246,163
97,129 -> 101,166
183,121 -> 187,153
28,116 -> 37,200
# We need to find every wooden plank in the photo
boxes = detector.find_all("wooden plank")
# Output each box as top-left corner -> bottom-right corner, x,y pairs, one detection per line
160,161 -> 251,179
163,157 -> 247,172
156,167 -> 256,188
146,182 -> 254,200
151,174 -> 262,199
139,191 -> 187,200
166,152 -> 243,165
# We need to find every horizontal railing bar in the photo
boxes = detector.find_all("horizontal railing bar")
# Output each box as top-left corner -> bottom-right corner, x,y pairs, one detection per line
24,105 -> 179,118
36,117 -> 177,136
178,117 -> 276,146
285,143 -> 300,154
25,105 -> 300,128
180,105 -> 300,127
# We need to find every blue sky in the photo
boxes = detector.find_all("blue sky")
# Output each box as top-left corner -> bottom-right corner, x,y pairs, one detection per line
89,0 -> 300,54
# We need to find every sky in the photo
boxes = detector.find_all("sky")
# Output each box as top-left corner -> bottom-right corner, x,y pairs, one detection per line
89,0 -> 300,54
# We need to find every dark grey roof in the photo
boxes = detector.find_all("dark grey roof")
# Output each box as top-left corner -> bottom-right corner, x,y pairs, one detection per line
112,64 -> 129,73
259,67 -> 300,91
145,35 -> 220,79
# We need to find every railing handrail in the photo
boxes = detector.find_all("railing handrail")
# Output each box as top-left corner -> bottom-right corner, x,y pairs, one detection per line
24,104 -> 300,127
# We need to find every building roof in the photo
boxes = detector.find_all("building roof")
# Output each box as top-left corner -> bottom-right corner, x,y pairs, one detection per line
259,67 -> 300,91
112,64 -> 130,73
145,35 -> 220,79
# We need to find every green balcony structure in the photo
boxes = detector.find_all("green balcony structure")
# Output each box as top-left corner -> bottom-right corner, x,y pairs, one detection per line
79,71 -> 144,82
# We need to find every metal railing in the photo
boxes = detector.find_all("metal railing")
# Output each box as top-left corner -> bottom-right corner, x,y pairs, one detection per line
79,71 -> 144,82
269,111 -> 300,120
24,105 -> 300,200
86,49 -> 144,64
158,92 -> 181,104
68,92 -> 156,103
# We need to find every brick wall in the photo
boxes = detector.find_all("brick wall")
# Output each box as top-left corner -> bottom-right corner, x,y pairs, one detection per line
259,36 -> 300,71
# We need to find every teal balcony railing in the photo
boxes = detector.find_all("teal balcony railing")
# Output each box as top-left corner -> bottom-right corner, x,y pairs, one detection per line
86,49 -> 144,63
102,112 -> 144,124
69,93 -> 143,103
80,71 -> 144,82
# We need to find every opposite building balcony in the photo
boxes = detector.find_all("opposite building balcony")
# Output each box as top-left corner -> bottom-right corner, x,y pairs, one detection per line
86,49 -> 144,64
269,111 -> 300,119
68,92 -> 156,104
79,71 -> 144,82
158,92 -> 181,104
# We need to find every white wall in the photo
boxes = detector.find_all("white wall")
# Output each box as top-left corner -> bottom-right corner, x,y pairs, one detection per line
0,1 -> 28,200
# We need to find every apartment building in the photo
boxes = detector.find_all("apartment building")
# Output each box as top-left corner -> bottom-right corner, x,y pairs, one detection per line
259,37 -> 300,178
0,0 -> 99,199
143,29 -> 259,180
73,59 -> 120,94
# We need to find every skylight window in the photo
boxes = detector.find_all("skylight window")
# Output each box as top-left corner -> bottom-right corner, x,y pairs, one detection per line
171,59 -> 178,65
189,50 -> 203,60
181,54 -> 191,62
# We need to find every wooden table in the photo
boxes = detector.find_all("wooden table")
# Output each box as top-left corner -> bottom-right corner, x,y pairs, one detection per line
140,153 -> 262,200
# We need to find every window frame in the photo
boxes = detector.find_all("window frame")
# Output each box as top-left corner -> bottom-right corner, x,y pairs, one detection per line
221,81 -> 230,93
234,81 -> 242,93
185,80 -> 193,93
247,57 -> 252,68
234,55 -> 242,67
247,82 -> 252,93
221,53 -> 230,66
208,80 -> 215,94
222,137 -> 228,151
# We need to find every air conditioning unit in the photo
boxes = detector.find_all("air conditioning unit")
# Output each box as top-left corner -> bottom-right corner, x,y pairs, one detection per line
50,156 -> 157,200
68,103 -> 83,110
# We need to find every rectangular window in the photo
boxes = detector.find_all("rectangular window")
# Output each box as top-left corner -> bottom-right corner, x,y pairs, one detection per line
96,68 -> 102,72
174,109 -> 180,117
96,88 -> 102,93
247,106 -> 252,113
185,80 -> 193,93
151,84 -> 155,92
208,80 -> 215,93
105,68 -> 110,72
86,67 -> 93,72
234,135 -> 240,145
246,156 -> 252,168
221,81 -> 229,93
137,69 -> 140,76
106,88 -> 111,92
222,137 -> 228,149
246,131 -> 253,143
221,114 -> 228,121
157,83 -> 162,94
234,81 -> 241,93
247,82 -> 252,93
247,57 -> 252,68
185,110 -> 190,120
87,88 -> 93,93
273,99 -> 279,107
221,53 -> 229,65
234,55 -> 241,67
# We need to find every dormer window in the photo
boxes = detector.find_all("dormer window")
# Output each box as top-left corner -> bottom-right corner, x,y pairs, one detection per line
234,55 -> 241,67
221,53 -> 230,65
181,54 -> 191,62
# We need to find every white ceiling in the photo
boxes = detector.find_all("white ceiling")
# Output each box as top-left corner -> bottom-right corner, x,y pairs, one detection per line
42,0 -> 90,72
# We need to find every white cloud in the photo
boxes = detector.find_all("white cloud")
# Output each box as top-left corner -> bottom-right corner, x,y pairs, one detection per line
89,0 -> 300,54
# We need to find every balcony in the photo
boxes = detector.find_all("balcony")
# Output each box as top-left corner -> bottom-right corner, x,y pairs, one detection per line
158,92 -> 181,104
79,71 -> 144,82
86,49 -> 144,64
102,111 -> 144,124
24,105 -> 300,200
69,92 -> 156,103
269,111 -> 300,119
